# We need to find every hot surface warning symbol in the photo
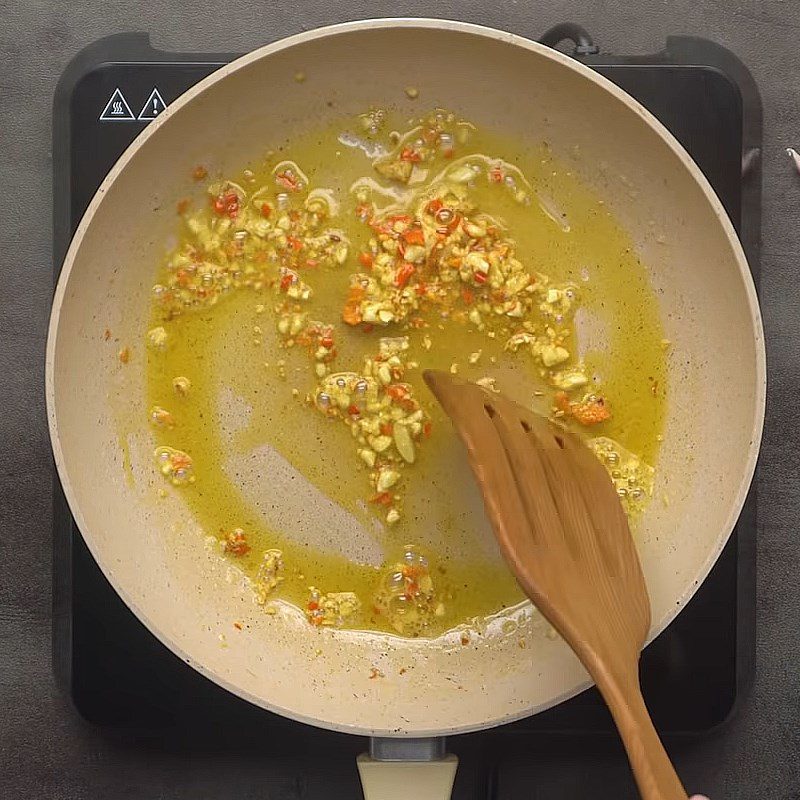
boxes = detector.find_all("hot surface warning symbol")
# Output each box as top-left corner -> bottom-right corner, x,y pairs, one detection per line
99,88 -> 135,121
137,88 -> 168,120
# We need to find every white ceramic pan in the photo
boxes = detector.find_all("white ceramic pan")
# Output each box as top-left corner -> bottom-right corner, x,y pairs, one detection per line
46,19 -> 765,798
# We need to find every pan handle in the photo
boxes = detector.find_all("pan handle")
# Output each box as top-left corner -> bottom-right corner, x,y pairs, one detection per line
357,738 -> 458,800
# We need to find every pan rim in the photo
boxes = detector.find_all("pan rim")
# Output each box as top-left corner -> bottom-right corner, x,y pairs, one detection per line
45,16 -> 767,737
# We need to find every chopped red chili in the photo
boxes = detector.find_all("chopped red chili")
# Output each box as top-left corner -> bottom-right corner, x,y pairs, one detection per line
489,166 -> 504,183
400,147 -> 422,162
426,198 -> 443,215
223,529 -> 250,556
355,202 -> 373,221
402,227 -> 425,246
395,262 -> 416,288
212,191 -> 239,219
276,170 -> 301,191
386,384 -> 408,401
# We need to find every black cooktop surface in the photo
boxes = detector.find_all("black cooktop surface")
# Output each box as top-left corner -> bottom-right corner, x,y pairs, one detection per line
52,28 -> 761,781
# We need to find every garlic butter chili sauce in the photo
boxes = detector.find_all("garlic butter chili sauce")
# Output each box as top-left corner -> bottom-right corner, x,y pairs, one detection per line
141,107 -> 667,639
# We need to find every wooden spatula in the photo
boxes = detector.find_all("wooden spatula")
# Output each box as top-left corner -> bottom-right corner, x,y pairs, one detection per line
424,370 -> 688,800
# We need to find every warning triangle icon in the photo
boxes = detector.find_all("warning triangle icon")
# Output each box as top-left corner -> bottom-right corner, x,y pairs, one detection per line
99,87 -> 135,121
137,88 -> 168,120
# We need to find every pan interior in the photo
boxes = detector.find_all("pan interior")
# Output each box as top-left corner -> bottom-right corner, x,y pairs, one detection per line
142,109 -> 668,639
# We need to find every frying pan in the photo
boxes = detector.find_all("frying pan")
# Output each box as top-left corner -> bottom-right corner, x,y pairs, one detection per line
46,18 -> 765,798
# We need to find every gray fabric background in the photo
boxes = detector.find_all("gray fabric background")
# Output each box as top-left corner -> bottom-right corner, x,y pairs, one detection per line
1,1 -> 797,797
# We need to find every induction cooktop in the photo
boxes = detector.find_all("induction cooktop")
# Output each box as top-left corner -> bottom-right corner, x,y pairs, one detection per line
51,25 -> 761,799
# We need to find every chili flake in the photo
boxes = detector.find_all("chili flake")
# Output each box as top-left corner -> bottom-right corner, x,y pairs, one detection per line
555,392 -> 611,425
400,147 -> 422,163
373,549 -> 439,636
149,405 -> 175,428
276,170 -> 301,191
223,528 -> 250,556
305,588 -> 361,627
212,191 -> 240,219
154,446 -> 194,486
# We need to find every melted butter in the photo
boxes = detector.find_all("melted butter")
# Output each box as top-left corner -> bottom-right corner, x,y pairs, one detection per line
145,112 -> 667,637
